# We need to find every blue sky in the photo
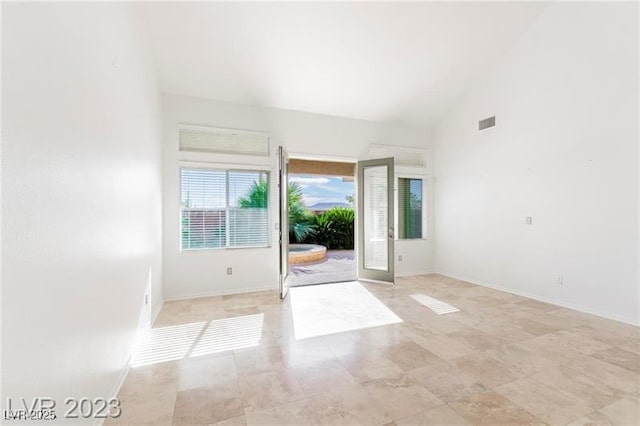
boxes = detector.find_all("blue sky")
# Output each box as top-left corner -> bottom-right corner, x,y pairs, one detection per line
289,174 -> 355,208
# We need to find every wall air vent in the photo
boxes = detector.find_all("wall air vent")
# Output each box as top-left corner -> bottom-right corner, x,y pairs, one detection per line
479,116 -> 496,131
369,144 -> 427,168
179,125 -> 270,157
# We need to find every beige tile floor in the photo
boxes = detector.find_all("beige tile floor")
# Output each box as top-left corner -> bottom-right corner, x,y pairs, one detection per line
108,274 -> 640,425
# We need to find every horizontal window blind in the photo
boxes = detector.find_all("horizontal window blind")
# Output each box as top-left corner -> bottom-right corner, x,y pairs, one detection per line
363,165 -> 389,271
179,127 -> 270,157
369,145 -> 427,168
181,168 -> 269,250
398,178 -> 423,239
228,171 -> 269,248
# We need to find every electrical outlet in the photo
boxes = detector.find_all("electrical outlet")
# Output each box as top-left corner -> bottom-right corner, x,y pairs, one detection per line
144,294 -> 149,305
526,216 -> 533,225
227,267 -> 233,275
555,275 -> 563,285
398,255 -> 403,261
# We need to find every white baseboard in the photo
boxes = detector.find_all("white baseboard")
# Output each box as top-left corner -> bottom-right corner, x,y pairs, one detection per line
94,355 -> 132,426
97,300 -> 165,425
151,300 -> 164,326
437,271 -> 640,327
164,285 -> 277,302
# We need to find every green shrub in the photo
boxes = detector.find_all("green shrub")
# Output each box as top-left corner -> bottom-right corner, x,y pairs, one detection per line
287,182 -> 316,242
305,207 -> 354,249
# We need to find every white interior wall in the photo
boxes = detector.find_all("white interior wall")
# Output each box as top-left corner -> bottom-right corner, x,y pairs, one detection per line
2,2 -> 163,414
162,94 -> 434,300
433,2 -> 639,324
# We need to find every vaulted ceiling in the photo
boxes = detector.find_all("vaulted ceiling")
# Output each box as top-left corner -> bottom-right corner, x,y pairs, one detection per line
139,2 -> 546,128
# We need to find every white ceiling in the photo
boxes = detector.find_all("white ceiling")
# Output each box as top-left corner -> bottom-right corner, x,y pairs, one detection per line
140,2 -> 546,128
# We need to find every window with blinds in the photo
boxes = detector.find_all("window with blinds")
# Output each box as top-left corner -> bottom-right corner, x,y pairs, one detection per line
398,178 -> 423,239
180,168 -> 269,250
179,126 -> 270,156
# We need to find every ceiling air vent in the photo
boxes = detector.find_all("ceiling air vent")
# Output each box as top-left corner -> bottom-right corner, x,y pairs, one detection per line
479,116 -> 496,131
179,125 -> 270,156
369,144 -> 427,168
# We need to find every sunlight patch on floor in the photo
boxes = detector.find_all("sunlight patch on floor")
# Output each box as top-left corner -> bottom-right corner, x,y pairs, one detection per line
410,294 -> 460,314
130,313 -> 264,367
290,281 -> 402,340
191,313 -> 264,357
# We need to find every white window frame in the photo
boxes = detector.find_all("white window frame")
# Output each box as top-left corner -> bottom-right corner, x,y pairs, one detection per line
179,165 -> 272,251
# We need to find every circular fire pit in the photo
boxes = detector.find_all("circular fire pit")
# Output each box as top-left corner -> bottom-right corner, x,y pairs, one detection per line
289,244 -> 327,264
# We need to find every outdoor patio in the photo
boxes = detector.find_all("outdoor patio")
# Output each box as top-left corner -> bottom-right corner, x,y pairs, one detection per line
289,250 -> 355,287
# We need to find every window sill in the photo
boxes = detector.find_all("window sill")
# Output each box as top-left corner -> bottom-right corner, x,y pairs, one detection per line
180,245 -> 272,253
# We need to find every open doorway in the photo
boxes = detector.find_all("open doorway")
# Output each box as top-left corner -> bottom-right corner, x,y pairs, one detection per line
286,159 -> 356,287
